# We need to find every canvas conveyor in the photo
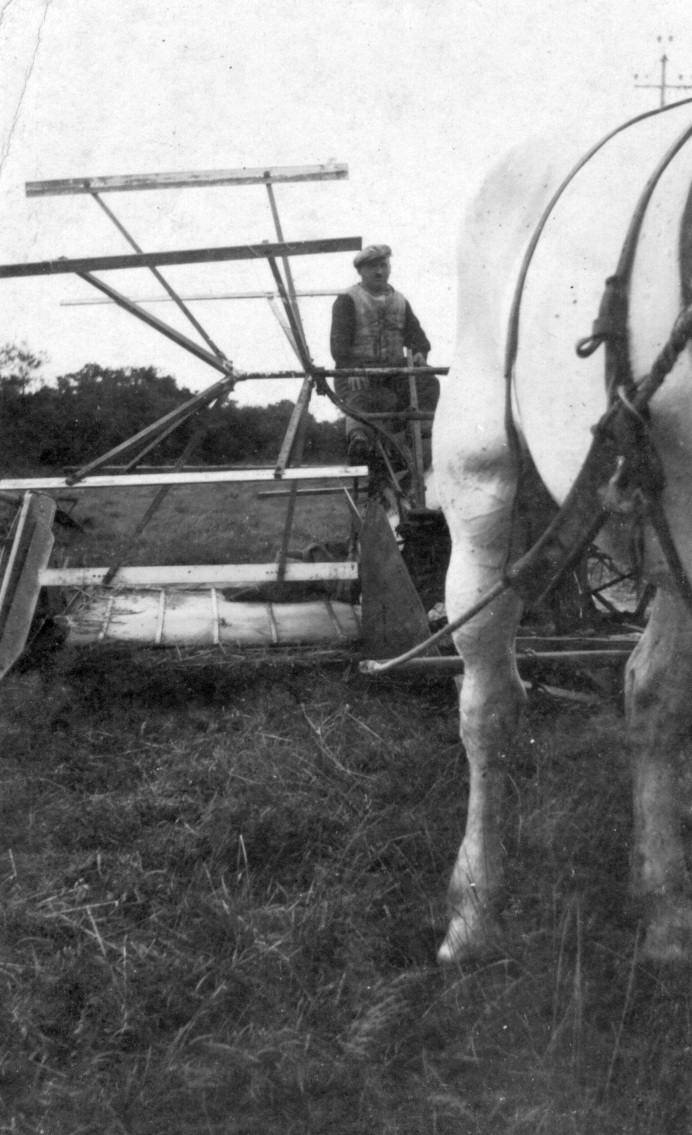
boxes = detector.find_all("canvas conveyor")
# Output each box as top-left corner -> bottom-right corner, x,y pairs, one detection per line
0,161 -> 448,679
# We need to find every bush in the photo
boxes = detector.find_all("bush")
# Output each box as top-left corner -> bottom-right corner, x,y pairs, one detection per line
0,347 -> 344,472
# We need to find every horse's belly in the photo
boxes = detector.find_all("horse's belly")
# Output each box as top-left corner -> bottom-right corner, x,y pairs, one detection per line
513,105 -> 692,507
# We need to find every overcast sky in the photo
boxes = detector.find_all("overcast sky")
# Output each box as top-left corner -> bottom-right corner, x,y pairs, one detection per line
1,0 -> 692,418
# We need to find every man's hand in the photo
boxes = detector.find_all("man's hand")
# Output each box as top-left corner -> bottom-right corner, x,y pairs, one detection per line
412,352 -> 428,367
348,375 -> 369,391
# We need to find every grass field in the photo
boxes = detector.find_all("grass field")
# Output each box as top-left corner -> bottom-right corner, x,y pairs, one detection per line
1,481 -> 691,1132
60,478 -> 358,568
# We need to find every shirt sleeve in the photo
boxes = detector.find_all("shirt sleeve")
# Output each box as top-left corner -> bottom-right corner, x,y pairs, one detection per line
403,302 -> 431,359
330,294 -> 357,367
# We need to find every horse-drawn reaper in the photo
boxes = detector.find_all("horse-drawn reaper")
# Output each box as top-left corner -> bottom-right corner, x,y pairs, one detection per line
431,100 -> 692,965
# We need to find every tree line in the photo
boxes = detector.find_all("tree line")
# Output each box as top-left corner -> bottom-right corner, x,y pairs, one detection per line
0,345 -> 344,473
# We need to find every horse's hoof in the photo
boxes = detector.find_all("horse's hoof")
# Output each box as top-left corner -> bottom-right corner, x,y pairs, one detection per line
436,911 -> 501,964
642,898 -> 692,964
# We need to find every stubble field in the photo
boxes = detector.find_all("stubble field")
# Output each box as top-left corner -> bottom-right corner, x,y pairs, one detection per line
0,478 -> 691,1133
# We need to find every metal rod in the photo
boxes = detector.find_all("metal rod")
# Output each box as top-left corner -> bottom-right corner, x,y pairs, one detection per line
366,650 -> 633,675
275,374 -> 314,477
407,349 -> 426,509
123,412 -> 202,472
61,288 -> 342,306
274,378 -> 315,582
0,236 -> 362,279
265,176 -> 308,352
263,254 -> 315,577
360,579 -> 509,675
88,367 -> 446,382
374,438 -> 400,487
101,398 -> 225,585
155,590 -> 166,645
319,367 -> 449,377
360,410 -> 435,421
262,254 -> 317,577
66,364 -> 235,482
90,192 -> 228,360
265,256 -> 312,372
277,482 -> 299,583
516,649 -> 633,661
265,295 -> 301,361
257,486 -> 362,498
273,364 -> 314,572
77,271 -> 233,376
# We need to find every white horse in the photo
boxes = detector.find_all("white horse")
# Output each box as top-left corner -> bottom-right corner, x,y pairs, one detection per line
433,103 -> 692,965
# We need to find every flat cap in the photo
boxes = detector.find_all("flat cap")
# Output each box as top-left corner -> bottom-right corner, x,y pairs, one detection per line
354,244 -> 392,269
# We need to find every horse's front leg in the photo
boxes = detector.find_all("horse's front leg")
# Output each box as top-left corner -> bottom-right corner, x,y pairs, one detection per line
626,587 -> 692,962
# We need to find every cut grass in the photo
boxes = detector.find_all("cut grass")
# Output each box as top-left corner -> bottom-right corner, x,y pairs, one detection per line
1,653 -> 691,1133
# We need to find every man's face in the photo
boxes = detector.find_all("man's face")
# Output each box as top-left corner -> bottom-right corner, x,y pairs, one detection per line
358,257 -> 391,294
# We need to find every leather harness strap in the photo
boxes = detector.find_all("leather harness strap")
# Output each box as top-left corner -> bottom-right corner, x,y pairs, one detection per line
591,115 -> 692,404
503,97 -> 692,396
508,104 -> 692,613
361,104 -> 692,675
502,99 -> 692,579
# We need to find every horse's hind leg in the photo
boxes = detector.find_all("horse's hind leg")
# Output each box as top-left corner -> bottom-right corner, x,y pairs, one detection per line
435,446 -> 526,963
626,587 -> 692,962
437,580 -> 525,964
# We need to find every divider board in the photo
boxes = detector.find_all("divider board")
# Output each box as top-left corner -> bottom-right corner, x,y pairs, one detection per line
41,562 -> 359,588
0,493 -> 56,680
359,501 -> 435,658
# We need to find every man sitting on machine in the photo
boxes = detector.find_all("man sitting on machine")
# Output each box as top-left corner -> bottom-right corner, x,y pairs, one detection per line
330,244 -> 437,467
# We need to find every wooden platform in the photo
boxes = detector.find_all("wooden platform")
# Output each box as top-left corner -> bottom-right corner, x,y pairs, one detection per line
60,591 -> 361,648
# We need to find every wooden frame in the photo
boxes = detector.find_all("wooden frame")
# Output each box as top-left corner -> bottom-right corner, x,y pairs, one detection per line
0,161 -> 375,665
40,562 -> 359,588
26,163 -> 348,197
0,237 -> 361,280
0,467 -> 367,491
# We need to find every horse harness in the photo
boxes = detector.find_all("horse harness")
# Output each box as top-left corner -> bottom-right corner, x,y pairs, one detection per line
504,102 -> 692,618
361,99 -> 692,675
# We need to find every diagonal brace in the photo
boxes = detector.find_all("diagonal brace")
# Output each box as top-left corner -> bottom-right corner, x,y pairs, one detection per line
68,365 -> 235,482
90,192 -> 228,361
77,271 -> 232,375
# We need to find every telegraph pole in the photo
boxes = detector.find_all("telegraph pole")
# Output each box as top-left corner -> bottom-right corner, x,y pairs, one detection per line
634,36 -> 692,107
